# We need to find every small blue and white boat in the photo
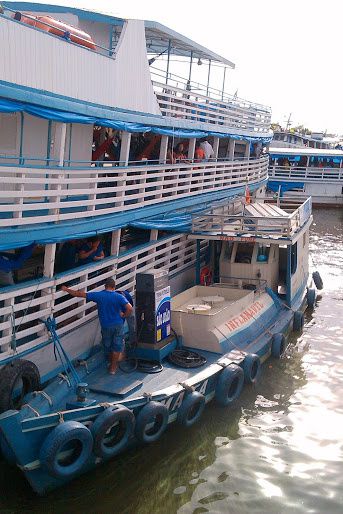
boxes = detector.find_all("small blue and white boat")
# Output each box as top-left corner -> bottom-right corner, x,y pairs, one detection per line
0,195 -> 322,495
268,147 -> 343,206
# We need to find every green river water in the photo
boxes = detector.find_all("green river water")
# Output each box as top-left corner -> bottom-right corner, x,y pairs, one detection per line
0,208 -> 342,514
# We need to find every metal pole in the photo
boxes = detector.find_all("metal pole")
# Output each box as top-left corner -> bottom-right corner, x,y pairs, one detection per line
166,39 -> 172,85
221,67 -> 227,101
206,59 -> 211,96
188,51 -> 193,84
196,240 -> 201,285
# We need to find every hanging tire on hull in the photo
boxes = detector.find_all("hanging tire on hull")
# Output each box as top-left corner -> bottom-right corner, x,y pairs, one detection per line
215,364 -> 244,407
293,310 -> 304,332
91,405 -> 135,459
306,288 -> 316,309
39,421 -> 93,479
271,333 -> 286,358
0,359 -> 40,414
134,401 -> 168,444
177,391 -> 205,428
242,354 -> 261,384
312,271 -> 323,290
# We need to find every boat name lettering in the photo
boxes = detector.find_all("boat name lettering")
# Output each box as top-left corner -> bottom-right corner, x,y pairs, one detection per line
220,236 -> 256,243
225,301 -> 264,332
162,380 -> 209,411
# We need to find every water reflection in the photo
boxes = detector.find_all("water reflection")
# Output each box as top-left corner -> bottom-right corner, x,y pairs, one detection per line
0,209 -> 342,514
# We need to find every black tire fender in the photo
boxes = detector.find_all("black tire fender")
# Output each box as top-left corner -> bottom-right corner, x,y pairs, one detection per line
0,359 -> 40,413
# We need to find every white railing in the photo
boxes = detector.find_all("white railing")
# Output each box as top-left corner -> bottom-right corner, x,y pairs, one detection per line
0,235 -> 208,354
0,157 -> 269,228
151,67 -> 270,111
153,81 -> 271,133
191,197 -> 312,238
269,166 -> 343,181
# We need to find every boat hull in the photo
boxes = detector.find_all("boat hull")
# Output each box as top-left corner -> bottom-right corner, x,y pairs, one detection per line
0,283 -> 311,496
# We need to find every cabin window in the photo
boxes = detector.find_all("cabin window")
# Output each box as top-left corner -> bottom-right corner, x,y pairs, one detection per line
257,244 -> 270,262
235,243 -> 254,264
0,245 -> 44,287
291,242 -> 297,275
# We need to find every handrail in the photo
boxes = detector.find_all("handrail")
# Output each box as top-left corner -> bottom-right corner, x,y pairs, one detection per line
0,157 -> 268,228
191,195 -> 311,238
0,235 -> 208,354
268,165 -> 343,181
150,66 -> 272,112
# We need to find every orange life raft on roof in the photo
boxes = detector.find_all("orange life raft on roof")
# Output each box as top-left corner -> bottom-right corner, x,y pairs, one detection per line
13,12 -> 96,50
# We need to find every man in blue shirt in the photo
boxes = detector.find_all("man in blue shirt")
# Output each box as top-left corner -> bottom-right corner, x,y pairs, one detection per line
62,278 -> 133,374
0,243 -> 35,286
78,237 -> 104,266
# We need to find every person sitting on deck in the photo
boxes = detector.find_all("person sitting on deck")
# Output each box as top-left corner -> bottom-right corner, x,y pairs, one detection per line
62,278 -> 133,374
0,243 -> 35,286
78,236 -> 104,266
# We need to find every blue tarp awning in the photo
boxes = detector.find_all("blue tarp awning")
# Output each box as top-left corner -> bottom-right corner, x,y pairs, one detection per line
0,97 -> 272,143
268,181 -> 304,194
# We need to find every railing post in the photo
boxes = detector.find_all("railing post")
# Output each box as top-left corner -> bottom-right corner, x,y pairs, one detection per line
110,229 -> 121,274
49,122 -> 67,218
156,135 -> 168,199
39,243 -> 56,333
117,131 -> 131,207
228,139 -> 235,160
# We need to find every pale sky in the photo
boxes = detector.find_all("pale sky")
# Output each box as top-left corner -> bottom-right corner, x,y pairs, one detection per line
13,0 -> 343,134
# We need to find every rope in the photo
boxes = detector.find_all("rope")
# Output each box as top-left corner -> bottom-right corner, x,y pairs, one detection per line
178,382 -> 194,393
33,390 -> 53,407
143,392 -> 152,402
58,373 -> 71,387
21,404 -> 40,417
44,317 -> 80,388
215,325 -> 246,357
168,349 -> 206,368
57,411 -> 64,424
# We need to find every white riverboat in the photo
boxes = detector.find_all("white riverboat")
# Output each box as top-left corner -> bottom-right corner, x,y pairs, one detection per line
0,2 -> 325,497
268,147 -> 343,206
0,1 -> 272,403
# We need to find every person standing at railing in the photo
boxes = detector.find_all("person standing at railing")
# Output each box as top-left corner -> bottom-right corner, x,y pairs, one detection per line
62,278 -> 133,375
0,243 -> 35,286
200,138 -> 214,160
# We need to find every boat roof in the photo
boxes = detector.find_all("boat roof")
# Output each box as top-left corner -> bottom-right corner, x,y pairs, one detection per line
269,147 -> 343,158
2,1 -> 235,67
188,198 -> 312,245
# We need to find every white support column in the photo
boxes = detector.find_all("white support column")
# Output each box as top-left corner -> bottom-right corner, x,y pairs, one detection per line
40,243 -> 57,328
213,137 -> 220,159
110,229 -> 121,256
159,135 -> 168,164
228,139 -> 235,160
117,131 -> 131,206
119,131 -> 131,165
58,123 -> 67,167
44,244 -> 56,278
150,229 -> 159,241
50,122 -> 67,217
148,229 -> 159,266
156,135 -> 168,199
244,142 -> 250,159
188,138 -> 196,159
187,138 -> 196,194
